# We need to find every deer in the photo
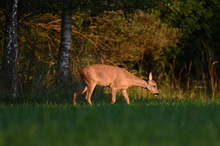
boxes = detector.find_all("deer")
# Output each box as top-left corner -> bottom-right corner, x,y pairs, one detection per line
73,64 -> 159,105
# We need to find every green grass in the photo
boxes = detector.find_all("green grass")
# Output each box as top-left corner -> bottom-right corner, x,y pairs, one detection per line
0,99 -> 220,146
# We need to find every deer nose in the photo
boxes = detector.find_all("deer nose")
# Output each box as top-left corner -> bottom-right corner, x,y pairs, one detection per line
155,93 -> 159,96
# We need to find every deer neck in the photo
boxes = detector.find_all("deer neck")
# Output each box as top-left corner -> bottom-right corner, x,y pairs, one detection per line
128,76 -> 147,88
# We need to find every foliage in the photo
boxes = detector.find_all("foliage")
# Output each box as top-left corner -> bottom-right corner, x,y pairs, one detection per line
18,13 -> 61,95
0,0 -> 220,99
159,0 -> 218,71
152,0 -> 220,97
71,10 -> 179,69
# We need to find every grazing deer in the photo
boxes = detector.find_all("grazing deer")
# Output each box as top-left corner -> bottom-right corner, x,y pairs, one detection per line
73,64 -> 159,105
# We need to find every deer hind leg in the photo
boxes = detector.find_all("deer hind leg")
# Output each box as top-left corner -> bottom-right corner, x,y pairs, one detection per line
122,89 -> 130,105
73,85 -> 87,106
85,83 -> 96,105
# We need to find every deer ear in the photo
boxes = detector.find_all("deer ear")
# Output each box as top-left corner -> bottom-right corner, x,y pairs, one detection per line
149,72 -> 153,81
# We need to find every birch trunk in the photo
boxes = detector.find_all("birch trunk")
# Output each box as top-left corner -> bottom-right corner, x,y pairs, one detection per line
2,0 -> 19,97
57,9 -> 72,85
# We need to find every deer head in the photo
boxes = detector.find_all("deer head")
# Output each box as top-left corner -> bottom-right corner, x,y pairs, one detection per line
146,72 -> 159,95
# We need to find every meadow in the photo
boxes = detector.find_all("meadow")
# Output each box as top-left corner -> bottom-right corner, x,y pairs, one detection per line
0,98 -> 220,146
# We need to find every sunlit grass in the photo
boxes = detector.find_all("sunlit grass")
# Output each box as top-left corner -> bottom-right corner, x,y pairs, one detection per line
0,99 -> 220,146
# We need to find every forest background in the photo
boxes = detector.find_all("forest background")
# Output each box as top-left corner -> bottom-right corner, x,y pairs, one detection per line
0,0 -> 220,103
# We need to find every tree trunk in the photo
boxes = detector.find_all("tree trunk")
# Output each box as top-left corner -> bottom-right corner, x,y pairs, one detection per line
56,9 -> 72,85
2,0 -> 19,97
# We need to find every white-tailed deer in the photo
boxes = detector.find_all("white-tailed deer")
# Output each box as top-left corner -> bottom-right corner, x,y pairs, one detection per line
73,64 -> 159,105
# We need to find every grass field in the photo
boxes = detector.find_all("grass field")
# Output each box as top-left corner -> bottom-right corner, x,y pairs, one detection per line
0,98 -> 220,146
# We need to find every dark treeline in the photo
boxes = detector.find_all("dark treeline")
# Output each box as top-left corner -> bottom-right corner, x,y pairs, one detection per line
0,0 -> 220,101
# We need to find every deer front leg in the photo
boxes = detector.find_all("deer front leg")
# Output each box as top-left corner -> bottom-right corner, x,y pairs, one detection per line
86,83 -> 96,105
122,89 -> 130,105
111,88 -> 117,104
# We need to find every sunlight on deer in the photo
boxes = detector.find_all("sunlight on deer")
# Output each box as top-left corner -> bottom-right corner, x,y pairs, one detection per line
73,64 -> 159,105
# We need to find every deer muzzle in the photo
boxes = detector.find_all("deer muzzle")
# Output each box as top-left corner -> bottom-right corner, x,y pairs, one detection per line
154,93 -> 159,96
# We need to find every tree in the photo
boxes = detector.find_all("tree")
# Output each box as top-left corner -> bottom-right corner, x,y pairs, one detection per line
56,1 -> 72,85
2,0 -> 19,97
